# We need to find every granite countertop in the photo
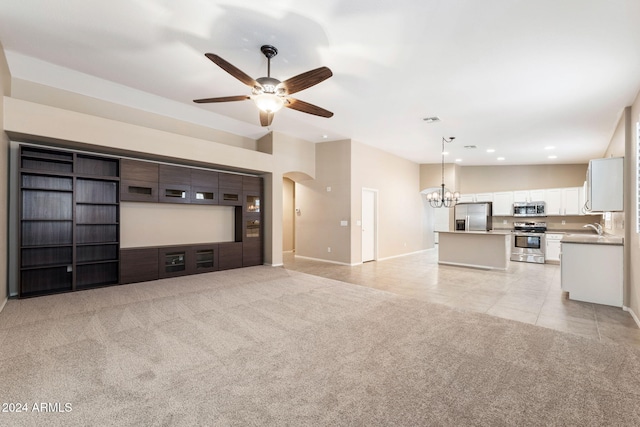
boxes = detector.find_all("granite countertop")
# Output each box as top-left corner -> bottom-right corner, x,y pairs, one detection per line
561,233 -> 623,246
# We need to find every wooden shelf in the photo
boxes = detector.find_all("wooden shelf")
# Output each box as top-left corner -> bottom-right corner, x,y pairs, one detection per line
19,145 -> 120,297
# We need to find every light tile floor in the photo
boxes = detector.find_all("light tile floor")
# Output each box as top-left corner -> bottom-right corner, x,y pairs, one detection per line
283,249 -> 640,348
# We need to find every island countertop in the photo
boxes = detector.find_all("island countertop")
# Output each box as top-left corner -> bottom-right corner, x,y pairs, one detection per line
561,234 -> 623,246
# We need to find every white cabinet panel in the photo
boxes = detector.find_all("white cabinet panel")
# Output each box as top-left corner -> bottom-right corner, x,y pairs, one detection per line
458,194 -> 475,203
545,189 -> 562,215
475,193 -> 493,202
562,187 -> 582,216
529,190 -> 545,201
561,242 -> 623,307
545,233 -> 563,263
513,191 -> 529,203
586,157 -> 623,212
493,192 -> 513,216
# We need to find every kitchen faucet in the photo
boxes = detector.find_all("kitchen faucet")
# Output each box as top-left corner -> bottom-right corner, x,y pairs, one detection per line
583,223 -> 603,236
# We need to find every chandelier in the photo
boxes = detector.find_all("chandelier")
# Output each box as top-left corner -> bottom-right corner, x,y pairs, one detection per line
426,136 -> 460,208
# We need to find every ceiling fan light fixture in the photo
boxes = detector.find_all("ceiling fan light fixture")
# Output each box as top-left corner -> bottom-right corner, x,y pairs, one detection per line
252,93 -> 284,113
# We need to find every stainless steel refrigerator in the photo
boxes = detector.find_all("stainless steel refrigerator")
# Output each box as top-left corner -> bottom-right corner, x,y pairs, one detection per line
454,202 -> 492,231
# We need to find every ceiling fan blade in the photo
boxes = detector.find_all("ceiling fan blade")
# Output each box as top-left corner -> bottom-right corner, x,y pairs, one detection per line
205,53 -> 259,88
280,67 -> 333,95
259,110 -> 274,127
285,97 -> 333,118
193,95 -> 250,104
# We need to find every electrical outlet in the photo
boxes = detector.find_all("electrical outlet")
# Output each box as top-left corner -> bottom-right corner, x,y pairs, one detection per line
561,220 -> 566,225
327,247 -> 331,253
503,219 -> 507,225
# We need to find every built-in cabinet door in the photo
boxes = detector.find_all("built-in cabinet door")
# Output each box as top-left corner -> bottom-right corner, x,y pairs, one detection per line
562,187 -> 582,216
475,193 -> 493,203
529,190 -> 545,202
159,164 -> 191,204
492,192 -> 513,216
545,189 -> 562,215
120,159 -> 159,202
191,169 -> 219,205
219,173 -> 243,206
458,194 -> 475,203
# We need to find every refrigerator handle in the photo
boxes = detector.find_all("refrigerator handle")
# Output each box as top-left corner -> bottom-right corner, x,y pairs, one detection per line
466,215 -> 469,231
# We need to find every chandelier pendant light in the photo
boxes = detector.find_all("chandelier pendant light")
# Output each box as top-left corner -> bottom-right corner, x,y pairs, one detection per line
426,137 -> 460,208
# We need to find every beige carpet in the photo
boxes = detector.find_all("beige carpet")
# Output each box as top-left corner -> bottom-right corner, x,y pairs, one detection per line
1,266 -> 639,426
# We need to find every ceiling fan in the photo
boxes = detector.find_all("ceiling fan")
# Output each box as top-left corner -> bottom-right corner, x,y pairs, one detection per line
194,45 -> 334,127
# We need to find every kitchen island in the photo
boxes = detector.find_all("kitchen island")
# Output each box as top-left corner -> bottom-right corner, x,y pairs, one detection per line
438,230 -> 511,270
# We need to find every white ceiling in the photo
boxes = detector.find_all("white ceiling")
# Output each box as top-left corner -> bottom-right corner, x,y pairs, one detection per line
1,0 -> 639,165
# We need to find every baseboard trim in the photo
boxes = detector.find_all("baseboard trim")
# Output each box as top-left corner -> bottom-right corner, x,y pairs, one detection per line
0,297 -> 7,314
266,263 -> 284,267
377,249 -> 430,262
438,260 -> 506,271
294,255 -> 355,266
623,305 -> 640,328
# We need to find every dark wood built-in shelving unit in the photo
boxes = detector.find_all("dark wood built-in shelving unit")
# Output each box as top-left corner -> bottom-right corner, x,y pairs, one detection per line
18,145 -> 263,296
19,147 -> 120,297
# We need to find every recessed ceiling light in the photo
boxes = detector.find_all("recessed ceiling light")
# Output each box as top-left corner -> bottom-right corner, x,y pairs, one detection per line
497,157 -> 505,161
423,116 -> 441,123
442,151 -> 449,155
464,145 -> 477,149
548,155 -> 557,159
322,134 -> 328,139
486,149 -> 495,153
455,158 -> 462,162
545,146 -> 555,150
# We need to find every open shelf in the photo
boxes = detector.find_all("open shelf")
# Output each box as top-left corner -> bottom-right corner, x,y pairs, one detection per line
19,146 -> 120,297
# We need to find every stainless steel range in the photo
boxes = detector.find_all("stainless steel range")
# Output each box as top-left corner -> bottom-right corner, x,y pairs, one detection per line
511,222 -> 547,264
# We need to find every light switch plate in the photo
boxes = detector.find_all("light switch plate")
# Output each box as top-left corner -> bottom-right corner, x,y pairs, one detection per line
340,220 -> 348,226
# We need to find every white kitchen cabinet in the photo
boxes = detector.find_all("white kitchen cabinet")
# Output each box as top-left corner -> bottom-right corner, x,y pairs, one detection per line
458,194 -> 475,203
475,193 -> 493,202
545,233 -> 563,263
492,192 -> 513,216
562,187 -> 582,215
585,157 -> 624,212
513,191 -> 528,203
561,242 -> 623,307
529,189 -> 545,202
545,189 -> 563,215
513,190 -> 545,203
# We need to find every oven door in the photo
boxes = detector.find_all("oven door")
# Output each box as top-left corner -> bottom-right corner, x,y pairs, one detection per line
511,232 -> 545,264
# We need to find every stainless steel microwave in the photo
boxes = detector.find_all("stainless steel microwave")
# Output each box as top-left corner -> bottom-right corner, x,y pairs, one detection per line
513,201 -> 546,217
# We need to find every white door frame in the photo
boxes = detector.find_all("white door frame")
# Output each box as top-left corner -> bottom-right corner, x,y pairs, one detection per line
361,188 -> 378,263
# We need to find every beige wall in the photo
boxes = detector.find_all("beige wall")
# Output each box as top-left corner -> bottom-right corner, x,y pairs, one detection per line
295,140 -> 351,263
11,78 -> 257,151
458,164 -> 588,193
420,163 -> 459,193
0,43 -> 9,311
351,140 -> 425,262
608,98 -> 640,321
120,203 -> 235,248
282,178 -> 295,252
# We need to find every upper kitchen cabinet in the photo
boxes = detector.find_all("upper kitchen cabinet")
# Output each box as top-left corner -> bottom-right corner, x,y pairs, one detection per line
191,169 -> 219,204
545,189 -> 562,215
492,192 -> 513,216
457,194 -> 475,203
475,193 -> 493,203
120,159 -> 158,202
545,187 -> 584,216
514,189 -> 545,203
585,157 -> 623,212
159,164 -> 191,204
